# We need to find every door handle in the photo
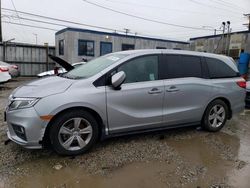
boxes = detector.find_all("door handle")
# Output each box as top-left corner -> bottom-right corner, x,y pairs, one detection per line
148,88 -> 163,94
166,86 -> 179,92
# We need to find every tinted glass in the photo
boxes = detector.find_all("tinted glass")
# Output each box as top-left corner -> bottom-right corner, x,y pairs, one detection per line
118,55 -> 158,83
78,40 -> 94,56
206,57 -> 238,78
164,55 -> 202,79
59,40 -> 64,55
122,44 -> 135,51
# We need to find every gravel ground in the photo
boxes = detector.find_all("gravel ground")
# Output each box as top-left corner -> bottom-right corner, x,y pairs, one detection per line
0,77 -> 250,188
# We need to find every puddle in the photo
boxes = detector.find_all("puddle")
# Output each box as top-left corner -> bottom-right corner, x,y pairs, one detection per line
3,132 -> 242,188
5,161 -> 176,188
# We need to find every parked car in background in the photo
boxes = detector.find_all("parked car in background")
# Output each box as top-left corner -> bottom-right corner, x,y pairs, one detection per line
5,50 -> 246,155
246,81 -> 250,108
0,61 -> 20,78
37,62 -> 86,77
0,65 -> 11,84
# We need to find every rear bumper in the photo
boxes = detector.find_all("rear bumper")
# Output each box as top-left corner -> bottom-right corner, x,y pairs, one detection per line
0,72 -> 11,83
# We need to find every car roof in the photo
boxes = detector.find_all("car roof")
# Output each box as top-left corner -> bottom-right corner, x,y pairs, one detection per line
114,49 -> 228,59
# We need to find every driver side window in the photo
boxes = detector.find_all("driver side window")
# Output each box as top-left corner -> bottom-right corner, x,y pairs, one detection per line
117,55 -> 159,84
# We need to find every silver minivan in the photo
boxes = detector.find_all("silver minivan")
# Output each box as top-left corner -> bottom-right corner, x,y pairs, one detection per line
5,50 -> 246,155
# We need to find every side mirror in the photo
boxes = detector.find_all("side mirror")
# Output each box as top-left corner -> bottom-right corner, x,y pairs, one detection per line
111,71 -> 126,90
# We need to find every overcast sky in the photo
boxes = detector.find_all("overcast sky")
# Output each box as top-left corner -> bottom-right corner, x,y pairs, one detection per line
2,0 -> 250,45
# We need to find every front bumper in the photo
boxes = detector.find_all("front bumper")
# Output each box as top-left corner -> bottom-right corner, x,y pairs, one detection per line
5,107 -> 47,149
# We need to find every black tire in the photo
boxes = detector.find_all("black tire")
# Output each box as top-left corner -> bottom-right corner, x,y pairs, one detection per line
49,109 -> 99,156
202,99 -> 229,132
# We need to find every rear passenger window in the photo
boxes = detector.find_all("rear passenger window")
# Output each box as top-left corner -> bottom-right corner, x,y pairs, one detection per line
206,58 -> 238,78
163,55 -> 202,79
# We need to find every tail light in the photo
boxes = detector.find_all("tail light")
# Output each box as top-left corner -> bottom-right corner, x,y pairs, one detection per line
11,65 -> 18,69
0,67 -> 9,72
237,81 -> 246,89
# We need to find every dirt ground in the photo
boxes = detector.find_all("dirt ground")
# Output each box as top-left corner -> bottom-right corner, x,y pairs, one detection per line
0,77 -> 250,188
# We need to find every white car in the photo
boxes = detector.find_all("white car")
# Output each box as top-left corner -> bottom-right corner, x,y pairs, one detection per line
37,62 -> 85,77
0,66 -> 11,84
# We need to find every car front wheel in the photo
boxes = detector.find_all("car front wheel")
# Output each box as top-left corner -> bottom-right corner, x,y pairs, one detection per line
50,110 -> 99,155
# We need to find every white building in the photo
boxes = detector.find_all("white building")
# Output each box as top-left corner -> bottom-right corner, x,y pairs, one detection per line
55,28 -> 190,63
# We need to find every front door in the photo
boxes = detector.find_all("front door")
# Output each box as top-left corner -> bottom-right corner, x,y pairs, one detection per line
106,55 -> 164,134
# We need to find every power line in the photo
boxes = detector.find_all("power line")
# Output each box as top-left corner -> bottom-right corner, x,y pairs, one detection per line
10,0 -> 21,23
2,21 -> 58,31
208,0 -> 244,11
2,8 -> 126,32
212,0 -> 247,11
188,0 -> 243,14
3,14 -> 69,28
2,13 -> 188,41
2,8 -> 125,33
82,0 -> 214,31
103,0 -> 241,18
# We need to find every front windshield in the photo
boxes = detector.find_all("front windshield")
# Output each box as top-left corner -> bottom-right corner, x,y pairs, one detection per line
63,54 -> 128,79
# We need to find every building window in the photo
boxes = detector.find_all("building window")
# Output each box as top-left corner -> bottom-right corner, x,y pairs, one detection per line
156,47 -> 166,49
78,40 -> 95,56
122,44 -> 135,51
59,40 -> 64,55
100,42 -> 112,56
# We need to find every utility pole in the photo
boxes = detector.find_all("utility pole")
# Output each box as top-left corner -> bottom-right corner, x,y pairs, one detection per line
202,26 -> 218,36
226,21 -> 231,56
243,14 -> 250,31
0,0 -> 3,42
221,22 -> 226,54
124,28 -> 130,36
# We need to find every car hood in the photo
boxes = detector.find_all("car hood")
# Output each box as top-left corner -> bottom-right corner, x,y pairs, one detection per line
12,76 -> 75,98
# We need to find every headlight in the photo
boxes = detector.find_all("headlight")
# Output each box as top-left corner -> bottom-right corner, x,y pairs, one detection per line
9,98 -> 40,111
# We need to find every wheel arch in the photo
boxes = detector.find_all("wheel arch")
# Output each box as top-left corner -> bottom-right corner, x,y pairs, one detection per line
203,97 -> 232,121
42,106 -> 105,147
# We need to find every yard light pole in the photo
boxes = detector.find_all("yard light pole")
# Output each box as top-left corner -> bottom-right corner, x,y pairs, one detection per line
225,21 -> 231,56
221,22 -> 226,54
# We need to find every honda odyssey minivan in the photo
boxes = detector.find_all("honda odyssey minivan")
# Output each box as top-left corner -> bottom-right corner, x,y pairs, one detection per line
5,50 -> 246,155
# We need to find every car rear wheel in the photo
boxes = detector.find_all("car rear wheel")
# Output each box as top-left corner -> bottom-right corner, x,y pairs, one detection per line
50,110 -> 99,155
202,99 -> 229,132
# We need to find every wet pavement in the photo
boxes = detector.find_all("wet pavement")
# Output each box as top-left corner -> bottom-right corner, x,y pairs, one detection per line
0,78 -> 250,188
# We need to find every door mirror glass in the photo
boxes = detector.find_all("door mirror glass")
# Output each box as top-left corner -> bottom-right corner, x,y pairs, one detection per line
111,71 -> 126,89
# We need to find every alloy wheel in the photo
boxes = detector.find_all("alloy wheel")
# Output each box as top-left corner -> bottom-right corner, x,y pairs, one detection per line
208,105 -> 226,128
58,117 -> 93,151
